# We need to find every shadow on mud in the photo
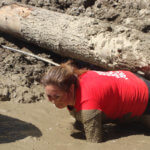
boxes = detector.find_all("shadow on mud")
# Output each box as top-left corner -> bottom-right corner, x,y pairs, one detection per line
0,114 -> 42,143
71,122 -> 150,142
103,123 -> 150,142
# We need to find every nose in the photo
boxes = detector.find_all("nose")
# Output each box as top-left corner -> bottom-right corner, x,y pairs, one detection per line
48,96 -> 59,104
48,97 -> 54,102
47,96 -> 53,102
48,98 -> 55,104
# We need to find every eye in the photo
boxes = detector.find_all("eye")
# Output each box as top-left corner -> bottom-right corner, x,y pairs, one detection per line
54,95 -> 60,100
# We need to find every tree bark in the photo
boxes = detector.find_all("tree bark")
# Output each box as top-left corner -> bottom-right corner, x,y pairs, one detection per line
0,3 -> 150,78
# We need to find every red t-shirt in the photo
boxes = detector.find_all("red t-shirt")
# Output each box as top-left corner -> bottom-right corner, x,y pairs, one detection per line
75,70 -> 149,119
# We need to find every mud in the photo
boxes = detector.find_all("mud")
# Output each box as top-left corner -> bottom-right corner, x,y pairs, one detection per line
0,34 -> 48,103
0,101 -> 150,150
0,0 -> 150,149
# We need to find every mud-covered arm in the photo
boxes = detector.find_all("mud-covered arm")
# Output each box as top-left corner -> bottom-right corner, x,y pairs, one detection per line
80,110 -> 103,143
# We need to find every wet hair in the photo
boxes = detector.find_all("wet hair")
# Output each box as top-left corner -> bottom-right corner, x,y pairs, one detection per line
41,60 -> 88,92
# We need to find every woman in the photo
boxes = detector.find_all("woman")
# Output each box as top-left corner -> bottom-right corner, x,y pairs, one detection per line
41,60 -> 150,143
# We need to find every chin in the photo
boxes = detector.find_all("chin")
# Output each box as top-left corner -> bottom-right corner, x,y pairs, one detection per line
55,105 -> 66,109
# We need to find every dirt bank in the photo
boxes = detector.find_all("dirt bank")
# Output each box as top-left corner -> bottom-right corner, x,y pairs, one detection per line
0,33 -> 48,103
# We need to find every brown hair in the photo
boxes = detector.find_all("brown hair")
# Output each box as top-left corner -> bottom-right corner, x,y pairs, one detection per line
41,60 -> 87,92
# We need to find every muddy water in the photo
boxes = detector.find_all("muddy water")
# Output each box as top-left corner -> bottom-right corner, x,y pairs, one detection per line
0,101 -> 150,150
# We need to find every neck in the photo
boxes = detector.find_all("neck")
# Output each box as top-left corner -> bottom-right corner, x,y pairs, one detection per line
69,87 -> 76,106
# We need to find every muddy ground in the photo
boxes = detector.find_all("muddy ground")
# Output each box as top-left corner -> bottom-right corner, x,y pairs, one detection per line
0,101 -> 150,150
0,0 -> 150,149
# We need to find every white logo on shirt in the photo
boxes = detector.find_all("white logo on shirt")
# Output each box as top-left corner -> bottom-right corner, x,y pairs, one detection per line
94,71 -> 128,80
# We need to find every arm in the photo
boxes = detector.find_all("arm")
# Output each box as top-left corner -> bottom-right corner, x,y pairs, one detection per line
79,109 -> 103,143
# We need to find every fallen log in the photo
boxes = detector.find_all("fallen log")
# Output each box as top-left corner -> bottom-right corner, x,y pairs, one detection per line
0,3 -> 150,78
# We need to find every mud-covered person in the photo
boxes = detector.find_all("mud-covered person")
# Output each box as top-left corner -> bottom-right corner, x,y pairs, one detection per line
41,60 -> 150,143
